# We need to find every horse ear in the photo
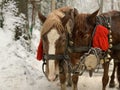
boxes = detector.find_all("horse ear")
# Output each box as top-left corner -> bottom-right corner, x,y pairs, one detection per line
61,15 -> 71,27
38,11 -> 46,23
74,8 -> 79,17
87,9 -> 99,25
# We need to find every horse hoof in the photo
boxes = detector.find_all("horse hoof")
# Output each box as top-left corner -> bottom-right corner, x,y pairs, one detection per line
89,70 -> 93,77
117,86 -> 120,90
67,83 -> 72,87
57,82 -> 61,86
109,82 -> 115,88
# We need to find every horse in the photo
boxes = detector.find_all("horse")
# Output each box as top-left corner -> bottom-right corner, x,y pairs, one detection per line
38,6 -> 78,90
70,9 -> 120,90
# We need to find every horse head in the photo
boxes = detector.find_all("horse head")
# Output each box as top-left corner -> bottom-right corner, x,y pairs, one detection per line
73,9 -> 99,47
39,7 -> 77,81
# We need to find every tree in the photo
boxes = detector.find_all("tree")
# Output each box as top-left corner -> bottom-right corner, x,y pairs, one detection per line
97,0 -> 104,14
0,0 -> 4,28
51,0 -> 56,11
118,1 -> 120,10
14,0 -> 29,40
111,0 -> 114,10
12,0 -> 33,51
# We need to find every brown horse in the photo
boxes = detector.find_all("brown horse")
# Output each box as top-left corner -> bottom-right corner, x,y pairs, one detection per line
38,6 -> 78,90
70,10 -> 120,90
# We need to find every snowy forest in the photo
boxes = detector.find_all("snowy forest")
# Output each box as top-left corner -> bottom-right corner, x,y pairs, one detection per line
0,0 -> 120,90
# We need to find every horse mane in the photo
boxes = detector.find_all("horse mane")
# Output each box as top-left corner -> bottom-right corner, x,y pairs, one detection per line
41,6 -> 73,36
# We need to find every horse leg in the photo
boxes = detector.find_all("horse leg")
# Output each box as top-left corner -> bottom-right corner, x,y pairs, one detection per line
59,61 -> 67,90
102,62 -> 109,90
117,62 -> 120,88
59,72 -> 66,90
109,60 -> 117,88
67,72 -> 72,87
72,73 -> 79,90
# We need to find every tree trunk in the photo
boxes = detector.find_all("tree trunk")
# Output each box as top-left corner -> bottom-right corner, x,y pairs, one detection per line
14,0 -> 30,40
99,0 -> 104,14
15,0 -> 28,20
118,2 -> 120,10
14,0 -> 32,51
51,0 -> 56,11
0,0 -> 4,28
111,0 -> 114,10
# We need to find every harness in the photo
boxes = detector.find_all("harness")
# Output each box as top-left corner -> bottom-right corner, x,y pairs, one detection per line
42,14 -> 120,77
42,54 -> 69,75
67,15 -> 113,76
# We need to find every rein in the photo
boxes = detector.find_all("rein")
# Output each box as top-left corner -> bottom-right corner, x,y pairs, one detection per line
43,54 -> 68,60
42,54 -> 70,77
68,46 -> 89,53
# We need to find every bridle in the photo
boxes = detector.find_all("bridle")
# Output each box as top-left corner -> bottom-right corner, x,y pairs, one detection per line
42,31 -> 71,75
42,9 -> 76,75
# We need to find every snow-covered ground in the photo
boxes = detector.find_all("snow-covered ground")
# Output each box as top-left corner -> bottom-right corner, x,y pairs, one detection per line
0,29 -> 118,90
0,1 -> 119,90
0,21 -> 118,90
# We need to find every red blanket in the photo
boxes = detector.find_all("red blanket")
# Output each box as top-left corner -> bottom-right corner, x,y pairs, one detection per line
36,39 -> 43,61
93,25 -> 109,51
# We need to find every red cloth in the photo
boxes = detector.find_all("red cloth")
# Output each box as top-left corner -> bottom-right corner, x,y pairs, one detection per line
93,25 -> 109,51
36,39 -> 43,61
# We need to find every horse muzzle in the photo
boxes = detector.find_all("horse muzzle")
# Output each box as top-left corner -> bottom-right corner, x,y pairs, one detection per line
48,74 -> 58,81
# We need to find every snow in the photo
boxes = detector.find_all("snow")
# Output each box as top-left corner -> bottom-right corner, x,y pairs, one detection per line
0,1 -> 118,90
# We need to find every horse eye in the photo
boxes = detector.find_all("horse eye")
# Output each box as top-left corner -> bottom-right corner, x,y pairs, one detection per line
84,27 -> 88,32
43,36 -> 47,41
83,34 -> 89,39
63,38 -> 67,42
